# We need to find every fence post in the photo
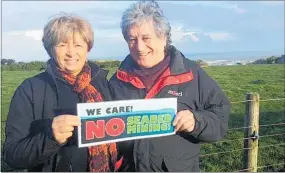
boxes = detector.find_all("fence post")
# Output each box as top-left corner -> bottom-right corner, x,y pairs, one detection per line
243,92 -> 260,172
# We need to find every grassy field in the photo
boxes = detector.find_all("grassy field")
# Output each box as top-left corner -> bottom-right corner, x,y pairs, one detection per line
1,65 -> 284,172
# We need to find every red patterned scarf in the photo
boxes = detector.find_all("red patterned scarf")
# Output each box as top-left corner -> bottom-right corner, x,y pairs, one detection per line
59,64 -> 118,172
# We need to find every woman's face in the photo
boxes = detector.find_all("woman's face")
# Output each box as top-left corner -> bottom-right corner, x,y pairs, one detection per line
127,20 -> 167,68
53,32 -> 88,76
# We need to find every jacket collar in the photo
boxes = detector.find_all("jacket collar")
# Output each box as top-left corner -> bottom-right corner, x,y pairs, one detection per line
119,45 -> 187,75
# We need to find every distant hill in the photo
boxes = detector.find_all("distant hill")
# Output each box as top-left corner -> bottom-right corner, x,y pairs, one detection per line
184,50 -> 284,61
252,55 -> 285,64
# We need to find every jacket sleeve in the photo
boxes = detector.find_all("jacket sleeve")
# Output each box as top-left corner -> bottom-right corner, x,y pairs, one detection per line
102,78 -> 112,101
188,67 -> 231,142
4,79 -> 62,169
92,69 -> 112,102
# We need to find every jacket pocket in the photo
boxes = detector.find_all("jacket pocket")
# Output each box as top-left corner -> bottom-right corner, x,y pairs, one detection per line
163,156 -> 199,172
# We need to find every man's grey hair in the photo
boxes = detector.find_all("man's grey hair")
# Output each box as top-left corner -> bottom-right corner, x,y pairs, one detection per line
42,13 -> 94,58
121,1 -> 172,54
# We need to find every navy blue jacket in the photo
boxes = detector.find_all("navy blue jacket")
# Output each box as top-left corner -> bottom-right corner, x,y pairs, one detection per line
109,46 -> 231,172
4,61 -> 111,171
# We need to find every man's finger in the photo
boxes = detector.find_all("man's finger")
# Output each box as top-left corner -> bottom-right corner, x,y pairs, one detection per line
173,112 -> 182,126
179,121 -> 194,132
174,116 -> 188,131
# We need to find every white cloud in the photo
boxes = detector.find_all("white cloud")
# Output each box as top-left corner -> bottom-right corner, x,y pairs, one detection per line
3,31 -> 48,62
25,30 -> 43,41
6,30 -> 43,41
2,28 -> 127,62
171,24 -> 236,43
171,25 -> 201,43
218,3 -> 246,14
204,32 -> 236,41
5,27 -> 124,42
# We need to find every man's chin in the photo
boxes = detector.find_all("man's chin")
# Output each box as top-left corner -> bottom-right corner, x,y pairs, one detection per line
138,62 -> 155,68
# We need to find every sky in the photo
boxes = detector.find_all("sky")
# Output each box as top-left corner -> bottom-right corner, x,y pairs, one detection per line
2,1 -> 285,62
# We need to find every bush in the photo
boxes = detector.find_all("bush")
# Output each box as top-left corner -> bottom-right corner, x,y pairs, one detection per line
1,60 -> 121,71
1,61 -> 46,71
94,60 -> 121,68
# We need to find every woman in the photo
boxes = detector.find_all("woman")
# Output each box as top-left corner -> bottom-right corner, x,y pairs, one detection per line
4,14 -> 120,172
109,1 -> 231,172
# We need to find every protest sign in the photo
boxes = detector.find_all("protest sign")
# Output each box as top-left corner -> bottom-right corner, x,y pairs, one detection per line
77,98 -> 177,147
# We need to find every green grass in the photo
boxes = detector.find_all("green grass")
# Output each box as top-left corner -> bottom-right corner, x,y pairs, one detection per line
1,64 -> 285,172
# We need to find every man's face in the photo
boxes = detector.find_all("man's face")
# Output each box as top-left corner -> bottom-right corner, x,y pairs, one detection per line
127,20 -> 167,68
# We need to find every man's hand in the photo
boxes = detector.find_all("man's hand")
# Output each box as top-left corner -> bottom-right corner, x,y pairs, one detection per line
52,115 -> 81,144
173,110 -> 196,132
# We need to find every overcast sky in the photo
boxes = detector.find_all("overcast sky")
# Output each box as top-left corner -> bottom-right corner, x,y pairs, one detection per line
2,1 -> 284,62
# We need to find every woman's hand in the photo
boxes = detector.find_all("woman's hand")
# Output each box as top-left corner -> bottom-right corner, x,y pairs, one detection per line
52,115 -> 81,144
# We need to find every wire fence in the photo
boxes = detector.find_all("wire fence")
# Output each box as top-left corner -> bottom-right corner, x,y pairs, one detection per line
207,132 -> 285,145
2,97 -> 284,172
200,97 -> 285,172
228,122 -> 285,131
237,162 -> 285,172
200,147 -> 252,157
200,142 -> 285,157
230,97 -> 285,104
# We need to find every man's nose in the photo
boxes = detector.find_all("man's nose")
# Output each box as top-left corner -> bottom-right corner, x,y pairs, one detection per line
136,39 -> 146,52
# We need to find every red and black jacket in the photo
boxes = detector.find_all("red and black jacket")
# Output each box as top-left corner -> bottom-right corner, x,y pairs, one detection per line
109,46 -> 231,172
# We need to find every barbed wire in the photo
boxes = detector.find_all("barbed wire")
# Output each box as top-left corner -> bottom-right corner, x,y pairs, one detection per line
199,147 -> 252,157
257,162 -> 285,169
228,122 -> 284,132
200,135 -> 284,158
210,137 -> 255,144
259,133 -> 285,138
236,167 -> 252,172
259,143 -> 285,149
259,122 -> 285,127
198,98 -> 284,170
228,126 -> 252,131
236,162 -> 285,172
231,98 -> 285,104
201,133 -> 285,146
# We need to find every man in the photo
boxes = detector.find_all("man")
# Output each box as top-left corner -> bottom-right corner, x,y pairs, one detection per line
109,1 -> 231,171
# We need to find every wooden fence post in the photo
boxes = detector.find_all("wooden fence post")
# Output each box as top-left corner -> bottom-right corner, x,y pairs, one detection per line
243,92 -> 260,172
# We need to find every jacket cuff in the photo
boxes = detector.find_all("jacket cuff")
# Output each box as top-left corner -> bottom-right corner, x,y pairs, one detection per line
188,110 -> 203,137
47,124 -> 67,147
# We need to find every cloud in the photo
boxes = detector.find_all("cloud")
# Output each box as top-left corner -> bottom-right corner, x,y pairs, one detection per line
171,25 -> 201,43
3,31 -> 48,62
204,32 -> 236,41
2,1 -> 130,31
5,27 -> 123,42
2,1 -> 283,61
218,3 -> 246,14
6,30 -> 43,41
171,24 -> 236,43
2,28 -> 127,62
